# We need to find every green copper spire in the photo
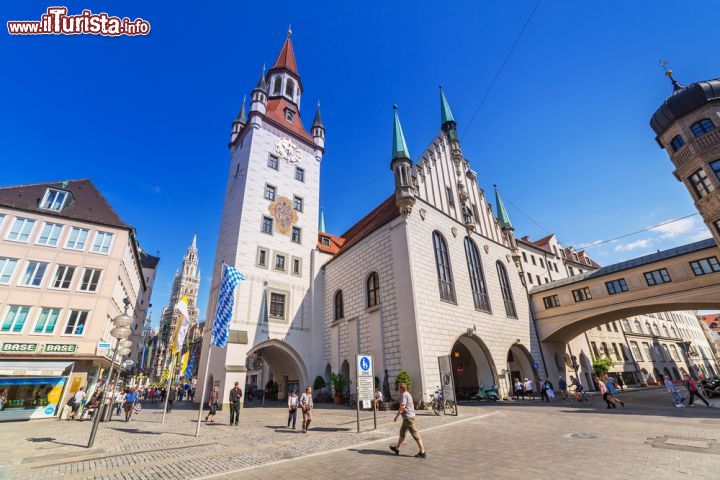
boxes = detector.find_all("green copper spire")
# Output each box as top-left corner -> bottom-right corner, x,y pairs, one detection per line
494,184 -> 513,230
392,104 -> 411,160
439,85 -> 455,125
235,96 -> 247,124
319,208 -> 326,233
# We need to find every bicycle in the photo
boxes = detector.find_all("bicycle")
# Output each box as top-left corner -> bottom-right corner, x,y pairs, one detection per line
429,387 -> 457,415
563,389 -> 593,407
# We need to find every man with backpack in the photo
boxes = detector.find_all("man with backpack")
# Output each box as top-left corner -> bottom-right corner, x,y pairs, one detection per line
684,373 -> 713,408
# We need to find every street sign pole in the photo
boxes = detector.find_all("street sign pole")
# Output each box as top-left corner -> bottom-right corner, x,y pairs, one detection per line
356,383 -> 360,433
355,354 -> 374,434
372,360 -> 377,430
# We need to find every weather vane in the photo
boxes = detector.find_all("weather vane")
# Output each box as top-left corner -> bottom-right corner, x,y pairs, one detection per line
659,59 -> 682,90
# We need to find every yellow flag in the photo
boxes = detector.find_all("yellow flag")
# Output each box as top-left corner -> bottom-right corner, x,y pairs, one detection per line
180,350 -> 190,375
172,296 -> 190,355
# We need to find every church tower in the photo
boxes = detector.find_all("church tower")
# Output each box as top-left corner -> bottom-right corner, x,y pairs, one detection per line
154,235 -> 201,380
198,30 -> 325,402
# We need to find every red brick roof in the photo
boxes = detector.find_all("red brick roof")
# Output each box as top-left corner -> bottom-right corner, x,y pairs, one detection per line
317,195 -> 400,257
0,179 -> 130,229
317,232 -> 345,255
265,98 -> 313,143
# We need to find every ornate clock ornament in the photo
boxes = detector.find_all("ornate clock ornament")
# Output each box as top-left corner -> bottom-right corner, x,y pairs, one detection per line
275,137 -> 301,164
268,196 -> 298,234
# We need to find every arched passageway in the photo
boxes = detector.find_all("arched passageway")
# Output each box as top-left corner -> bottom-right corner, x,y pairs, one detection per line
251,339 -> 308,401
507,344 -> 539,386
450,334 -> 498,399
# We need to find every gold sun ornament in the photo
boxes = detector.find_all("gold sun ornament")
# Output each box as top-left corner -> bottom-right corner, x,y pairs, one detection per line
268,196 -> 298,234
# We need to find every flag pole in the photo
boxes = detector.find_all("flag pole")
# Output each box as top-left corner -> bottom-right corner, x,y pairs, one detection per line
195,345 -> 212,437
160,354 -> 177,424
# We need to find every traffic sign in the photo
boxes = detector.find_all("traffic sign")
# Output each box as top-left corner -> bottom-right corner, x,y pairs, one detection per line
356,354 -> 374,403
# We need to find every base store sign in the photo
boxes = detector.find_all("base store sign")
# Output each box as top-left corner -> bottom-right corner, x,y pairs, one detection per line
1,343 -> 77,354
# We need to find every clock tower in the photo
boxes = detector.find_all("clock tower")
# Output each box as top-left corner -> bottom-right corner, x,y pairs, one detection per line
197,30 -> 326,404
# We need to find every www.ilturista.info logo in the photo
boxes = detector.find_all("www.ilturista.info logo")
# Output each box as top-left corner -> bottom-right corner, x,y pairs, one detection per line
7,7 -> 150,36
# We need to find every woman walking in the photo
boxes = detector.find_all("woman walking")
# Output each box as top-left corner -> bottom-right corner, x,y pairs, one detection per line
205,386 -> 219,422
594,375 -> 616,409
287,390 -> 299,429
514,378 -> 524,400
684,374 -> 713,408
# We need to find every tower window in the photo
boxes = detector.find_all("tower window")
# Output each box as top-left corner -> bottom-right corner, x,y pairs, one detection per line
267,154 -> 279,170
293,195 -> 303,212
262,216 -> 273,234
670,134 -> 685,152
688,168 -> 714,199
273,77 -> 282,95
691,118 -> 716,137
295,167 -> 305,182
284,108 -> 295,123
291,226 -> 302,244
285,79 -> 295,99
256,247 -> 269,268
274,254 -> 286,271
432,231 -> 456,303
264,184 -> 277,201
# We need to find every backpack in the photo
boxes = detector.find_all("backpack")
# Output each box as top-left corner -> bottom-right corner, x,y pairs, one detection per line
67,396 -> 76,407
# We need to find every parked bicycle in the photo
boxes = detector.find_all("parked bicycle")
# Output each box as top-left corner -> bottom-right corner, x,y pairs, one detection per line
429,387 -> 457,415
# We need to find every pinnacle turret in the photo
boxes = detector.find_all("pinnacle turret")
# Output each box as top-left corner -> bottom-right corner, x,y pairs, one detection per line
391,105 -> 411,161
494,185 -> 513,231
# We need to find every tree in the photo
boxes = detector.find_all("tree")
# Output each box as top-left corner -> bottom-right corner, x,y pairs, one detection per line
592,356 -> 614,377
329,372 -> 349,395
394,370 -> 413,392
313,375 -> 326,391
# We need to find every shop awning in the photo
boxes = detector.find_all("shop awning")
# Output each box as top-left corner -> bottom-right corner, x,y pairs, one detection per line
0,360 -> 74,376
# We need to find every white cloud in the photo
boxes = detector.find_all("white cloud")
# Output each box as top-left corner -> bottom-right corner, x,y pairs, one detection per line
614,238 -> 653,252
649,217 -> 697,238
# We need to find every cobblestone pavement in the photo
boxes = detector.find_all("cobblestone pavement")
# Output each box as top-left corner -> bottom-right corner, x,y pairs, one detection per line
2,389 -> 720,480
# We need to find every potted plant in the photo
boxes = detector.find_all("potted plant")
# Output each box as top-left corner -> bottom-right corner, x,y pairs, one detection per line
330,373 -> 349,404
394,370 -> 413,392
313,376 -> 326,401
265,379 -> 278,401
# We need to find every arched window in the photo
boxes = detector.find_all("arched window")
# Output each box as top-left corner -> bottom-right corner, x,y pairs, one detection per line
432,231 -> 456,302
272,76 -> 282,94
662,325 -> 669,337
670,326 -> 677,337
652,323 -> 660,336
634,319 -> 642,334
670,134 -> 685,152
464,237 -> 490,312
285,79 -> 295,98
690,118 -> 715,137
334,290 -> 344,320
645,321 -> 652,334
496,261 -> 517,318
622,319 -> 631,332
366,272 -> 380,308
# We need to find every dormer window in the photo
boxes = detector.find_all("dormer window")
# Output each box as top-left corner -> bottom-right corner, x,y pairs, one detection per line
585,257 -> 591,266
285,79 -> 295,99
272,76 -> 282,95
670,134 -> 685,152
572,252 -> 578,261
40,188 -> 69,211
285,108 -> 295,123
321,236 -> 330,246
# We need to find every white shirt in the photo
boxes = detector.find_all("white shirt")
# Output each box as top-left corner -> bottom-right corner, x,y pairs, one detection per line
300,392 -> 313,409
524,381 -> 533,391
73,391 -> 86,403
288,395 -> 299,408
374,391 -> 383,401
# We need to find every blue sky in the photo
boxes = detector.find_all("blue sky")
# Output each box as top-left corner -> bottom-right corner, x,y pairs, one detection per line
2,1 -> 718,324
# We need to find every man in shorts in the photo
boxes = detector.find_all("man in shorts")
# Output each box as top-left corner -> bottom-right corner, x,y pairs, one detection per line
390,383 -> 426,458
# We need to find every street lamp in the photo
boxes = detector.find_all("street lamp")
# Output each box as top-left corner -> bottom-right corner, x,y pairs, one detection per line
87,301 -> 133,448
105,340 -> 133,421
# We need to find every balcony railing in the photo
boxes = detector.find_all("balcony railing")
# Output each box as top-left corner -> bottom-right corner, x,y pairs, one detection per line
671,129 -> 720,167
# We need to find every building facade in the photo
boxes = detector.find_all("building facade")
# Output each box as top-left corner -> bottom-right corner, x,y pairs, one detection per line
0,180 -> 156,420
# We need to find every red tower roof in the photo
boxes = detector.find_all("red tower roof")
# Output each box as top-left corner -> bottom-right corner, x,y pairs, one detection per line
270,36 -> 299,77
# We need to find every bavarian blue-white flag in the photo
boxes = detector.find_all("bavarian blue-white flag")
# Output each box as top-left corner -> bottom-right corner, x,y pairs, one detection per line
210,264 -> 245,348
185,350 -> 195,379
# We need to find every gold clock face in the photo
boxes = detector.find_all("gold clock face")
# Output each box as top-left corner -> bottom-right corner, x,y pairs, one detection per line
275,137 -> 301,164
268,196 -> 298,234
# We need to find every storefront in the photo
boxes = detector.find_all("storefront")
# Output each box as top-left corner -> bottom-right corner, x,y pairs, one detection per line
0,360 -> 74,421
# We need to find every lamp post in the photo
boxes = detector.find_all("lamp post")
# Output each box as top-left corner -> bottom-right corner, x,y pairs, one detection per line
87,302 -> 133,448
106,343 -> 133,421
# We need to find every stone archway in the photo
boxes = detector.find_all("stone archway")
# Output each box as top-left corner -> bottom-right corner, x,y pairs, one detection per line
507,343 -> 539,390
251,339 -> 309,401
451,334 -> 498,400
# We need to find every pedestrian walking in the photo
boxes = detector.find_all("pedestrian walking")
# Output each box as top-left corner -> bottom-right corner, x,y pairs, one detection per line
604,375 -> 624,407
114,388 -> 124,416
287,390 -> 299,429
300,386 -> 314,433
542,378 -> 554,402
684,374 -> 713,408
524,378 -> 534,401
664,377 -> 685,407
229,382 -> 243,425
558,377 -> 567,397
514,378 -> 524,400
123,388 -> 137,422
67,387 -> 86,420
594,375 -> 616,409
166,386 -> 176,413
161,387 -> 167,402
205,386 -> 219,422
189,386 -> 196,403
389,383 -> 426,458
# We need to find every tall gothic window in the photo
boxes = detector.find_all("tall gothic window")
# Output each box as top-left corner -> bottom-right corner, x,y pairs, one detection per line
432,231 -> 456,303
366,272 -> 380,308
464,237 -> 490,312
285,79 -> 295,99
496,261 -> 517,318
273,77 -> 282,95
334,290 -> 344,320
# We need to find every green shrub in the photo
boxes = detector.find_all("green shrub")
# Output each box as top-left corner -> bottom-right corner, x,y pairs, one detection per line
394,370 -> 413,391
329,372 -> 349,394
592,356 -> 614,377
313,375 -> 326,391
